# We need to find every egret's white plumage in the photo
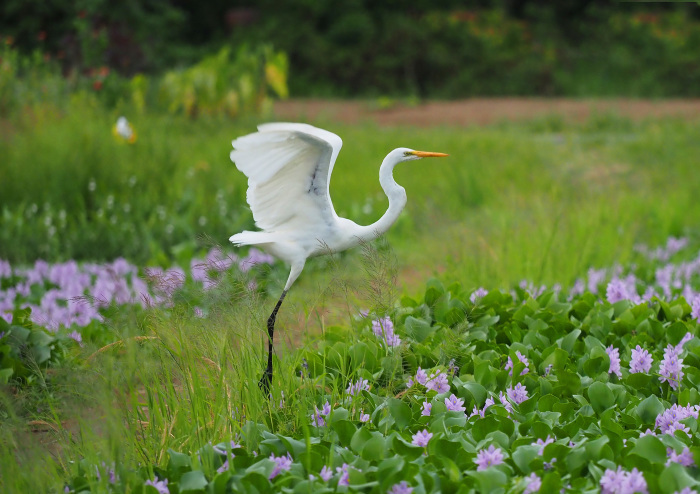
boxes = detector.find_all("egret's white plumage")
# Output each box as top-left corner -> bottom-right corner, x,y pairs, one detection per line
228,122 -> 447,392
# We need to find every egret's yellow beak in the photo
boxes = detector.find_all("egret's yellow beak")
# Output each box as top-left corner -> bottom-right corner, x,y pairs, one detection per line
409,151 -> 449,158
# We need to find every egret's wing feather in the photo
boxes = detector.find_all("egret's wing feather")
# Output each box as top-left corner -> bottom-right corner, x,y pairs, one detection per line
230,123 -> 343,231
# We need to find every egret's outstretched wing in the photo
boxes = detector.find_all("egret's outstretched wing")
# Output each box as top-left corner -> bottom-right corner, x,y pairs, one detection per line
230,123 -> 343,231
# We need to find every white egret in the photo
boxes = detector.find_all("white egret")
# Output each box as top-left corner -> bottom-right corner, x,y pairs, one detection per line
229,122 -> 448,392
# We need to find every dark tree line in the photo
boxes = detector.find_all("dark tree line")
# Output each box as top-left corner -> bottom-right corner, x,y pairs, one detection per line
3,0 -> 699,97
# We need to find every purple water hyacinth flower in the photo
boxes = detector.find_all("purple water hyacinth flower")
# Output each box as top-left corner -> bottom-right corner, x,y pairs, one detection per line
505,351 -> 529,376
421,401 -> 432,417
641,286 -> 657,302
667,447 -> 695,467
388,481 -> 414,494
606,345 -> 622,378
498,392 -> 514,414
415,368 -> 428,386
673,488 -> 698,494
533,436 -> 554,456
518,280 -> 546,298
629,345 -> 653,374
15,281 -> 31,297
189,258 -> 208,282
600,468 -> 625,494
269,453 -> 293,479
311,412 -> 326,427
202,277 -> 219,291
144,476 -> 169,494
319,465 -> 333,482
448,358 -> 459,376
372,317 -> 401,347
606,279 -> 631,304
311,401 -> 332,427
445,394 -> 466,412
217,459 -> 231,473
655,404 -> 700,434
600,467 -> 648,494
193,307 -> 204,318
470,287 -> 488,303
692,295 -> 700,322
96,462 -> 117,484
213,440 -> 241,455
346,378 -> 370,396
524,473 -> 542,494
476,396 -> 495,417
569,278 -> 585,298
643,236 -> 689,261
543,364 -> 553,377
675,332 -> 693,353
336,464 -> 350,486
205,247 -> 236,272
506,383 -> 528,404
68,330 -> 83,347
626,468 -> 648,494
659,344 -> 684,389
411,429 -> 433,448
0,260 -> 11,278
239,248 -> 274,273
474,445 -> 504,471
359,411 -> 370,422
425,371 -> 450,394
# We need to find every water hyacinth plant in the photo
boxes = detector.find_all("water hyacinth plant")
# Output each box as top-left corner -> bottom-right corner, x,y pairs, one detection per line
4,236 -> 700,493
0,247 -> 274,329
0,246 -> 274,386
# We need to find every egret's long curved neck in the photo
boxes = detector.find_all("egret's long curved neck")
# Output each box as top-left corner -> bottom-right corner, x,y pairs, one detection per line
357,153 -> 407,242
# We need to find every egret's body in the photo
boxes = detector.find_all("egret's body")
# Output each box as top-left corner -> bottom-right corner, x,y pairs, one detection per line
229,123 -> 447,392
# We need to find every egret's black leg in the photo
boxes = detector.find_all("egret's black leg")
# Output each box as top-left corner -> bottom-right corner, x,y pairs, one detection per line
259,290 -> 288,396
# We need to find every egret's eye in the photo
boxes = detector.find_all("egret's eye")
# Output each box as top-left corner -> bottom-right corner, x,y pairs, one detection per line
403,151 -> 412,157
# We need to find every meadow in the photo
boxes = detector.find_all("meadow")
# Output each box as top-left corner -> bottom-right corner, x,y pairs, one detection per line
2,99 -> 700,494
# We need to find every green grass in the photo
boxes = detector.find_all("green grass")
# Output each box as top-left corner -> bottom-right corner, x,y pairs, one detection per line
2,105 -> 699,293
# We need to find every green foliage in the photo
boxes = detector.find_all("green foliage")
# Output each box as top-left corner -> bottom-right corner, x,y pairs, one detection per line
4,1 -> 700,98
27,264 -> 697,492
0,0 -> 187,73
233,5 -> 700,97
0,41 -> 288,119
0,44 -> 71,115
158,45 -> 288,118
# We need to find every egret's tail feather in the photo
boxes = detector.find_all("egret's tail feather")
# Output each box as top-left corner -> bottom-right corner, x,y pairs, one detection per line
229,231 -> 272,247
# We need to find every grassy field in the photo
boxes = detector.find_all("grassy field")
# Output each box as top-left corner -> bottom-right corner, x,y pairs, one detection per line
2,104 -> 700,493
2,106 -> 698,282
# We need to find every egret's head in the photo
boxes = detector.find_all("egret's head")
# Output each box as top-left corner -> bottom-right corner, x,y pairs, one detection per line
394,147 -> 449,162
